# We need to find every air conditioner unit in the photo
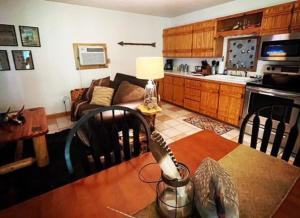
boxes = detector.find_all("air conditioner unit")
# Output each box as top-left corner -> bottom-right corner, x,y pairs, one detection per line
78,45 -> 106,66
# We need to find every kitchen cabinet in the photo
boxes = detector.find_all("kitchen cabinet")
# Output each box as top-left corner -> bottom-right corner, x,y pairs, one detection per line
184,99 -> 200,112
184,79 -> 201,111
163,74 -> 245,126
162,75 -> 174,102
291,2 -> 300,32
218,84 -> 245,126
173,77 -> 185,106
162,75 -> 184,106
163,24 -> 193,57
261,2 -> 294,35
216,10 -> 263,37
192,20 -> 223,57
199,82 -> 220,118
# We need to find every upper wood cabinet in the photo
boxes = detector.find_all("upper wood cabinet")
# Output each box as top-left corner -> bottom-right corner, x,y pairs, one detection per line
192,20 -> 223,57
216,10 -> 263,37
291,2 -> 300,32
163,24 -> 193,57
261,2 -> 294,35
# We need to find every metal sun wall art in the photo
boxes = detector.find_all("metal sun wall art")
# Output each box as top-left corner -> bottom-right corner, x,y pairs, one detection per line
226,36 -> 259,72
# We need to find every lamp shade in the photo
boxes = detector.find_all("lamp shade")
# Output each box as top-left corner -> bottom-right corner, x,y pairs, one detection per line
136,57 -> 164,80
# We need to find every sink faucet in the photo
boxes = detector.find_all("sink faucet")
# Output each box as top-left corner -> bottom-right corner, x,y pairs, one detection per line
235,63 -> 240,76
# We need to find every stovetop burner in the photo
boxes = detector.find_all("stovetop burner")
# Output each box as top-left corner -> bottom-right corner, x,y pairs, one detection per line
246,64 -> 300,93
246,79 -> 300,93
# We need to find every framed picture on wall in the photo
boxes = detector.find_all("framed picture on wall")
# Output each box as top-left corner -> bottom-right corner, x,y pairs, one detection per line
19,26 -> 41,47
12,50 -> 34,70
0,24 -> 18,46
0,50 -> 10,71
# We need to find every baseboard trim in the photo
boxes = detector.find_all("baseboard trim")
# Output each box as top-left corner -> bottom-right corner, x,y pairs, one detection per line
47,111 -> 70,119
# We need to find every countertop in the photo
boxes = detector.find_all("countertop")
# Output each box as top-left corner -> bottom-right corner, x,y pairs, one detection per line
165,71 -> 257,85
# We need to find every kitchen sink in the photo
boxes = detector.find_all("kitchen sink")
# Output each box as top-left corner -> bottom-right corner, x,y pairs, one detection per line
205,75 -> 255,83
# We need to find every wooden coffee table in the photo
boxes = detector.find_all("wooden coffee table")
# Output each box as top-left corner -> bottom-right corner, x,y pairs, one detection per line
0,107 -> 49,174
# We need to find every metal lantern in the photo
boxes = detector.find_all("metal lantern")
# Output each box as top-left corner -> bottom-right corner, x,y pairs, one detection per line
156,163 -> 194,218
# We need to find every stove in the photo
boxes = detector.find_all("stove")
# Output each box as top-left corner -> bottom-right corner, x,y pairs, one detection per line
246,64 -> 300,93
242,63 -> 300,154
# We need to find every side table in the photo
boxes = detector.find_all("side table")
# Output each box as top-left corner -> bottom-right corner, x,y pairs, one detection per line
137,104 -> 162,132
0,107 -> 49,174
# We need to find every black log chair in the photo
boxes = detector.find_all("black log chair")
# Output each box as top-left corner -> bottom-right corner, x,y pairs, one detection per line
239,103 -> 300,167
64,106 -> 151,178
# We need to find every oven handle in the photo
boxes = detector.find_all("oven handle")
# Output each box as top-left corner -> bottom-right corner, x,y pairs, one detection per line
246,86 -> 300,98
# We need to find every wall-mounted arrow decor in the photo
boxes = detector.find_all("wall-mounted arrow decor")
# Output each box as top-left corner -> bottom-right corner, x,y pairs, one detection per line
118,41 -> 156,47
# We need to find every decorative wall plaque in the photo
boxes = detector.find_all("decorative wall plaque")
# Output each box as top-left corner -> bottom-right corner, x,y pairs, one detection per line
0,24 -> 18,46
12,50 -> 34,70
226,36 -> 260,72
19,26 -> 41,47
0,50 -> 10,71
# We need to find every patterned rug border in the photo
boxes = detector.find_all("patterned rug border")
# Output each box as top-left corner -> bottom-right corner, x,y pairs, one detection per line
183,114 -> 234,135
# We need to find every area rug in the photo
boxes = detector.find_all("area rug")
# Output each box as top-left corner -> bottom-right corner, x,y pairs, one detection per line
183,114 -> 234,135
0,129 -> 87,210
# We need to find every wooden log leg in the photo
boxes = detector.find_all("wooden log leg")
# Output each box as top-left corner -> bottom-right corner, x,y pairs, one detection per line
15,140 -> 24,161
33,135 -> 49,167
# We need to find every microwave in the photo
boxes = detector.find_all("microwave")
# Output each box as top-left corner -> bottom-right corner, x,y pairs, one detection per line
259,33 -> 300,62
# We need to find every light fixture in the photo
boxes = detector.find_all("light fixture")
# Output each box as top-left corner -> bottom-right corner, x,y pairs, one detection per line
136,57 -> 164,109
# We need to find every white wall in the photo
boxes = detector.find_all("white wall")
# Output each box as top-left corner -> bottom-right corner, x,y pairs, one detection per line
0,0 -> 170,114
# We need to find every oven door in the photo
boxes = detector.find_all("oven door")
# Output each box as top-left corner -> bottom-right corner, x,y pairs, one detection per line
243,86 -> 300,153
259,33 -> 300,62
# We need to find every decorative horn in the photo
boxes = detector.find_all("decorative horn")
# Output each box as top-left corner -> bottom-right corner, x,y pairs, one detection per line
16,105 -> 25,116
5,107 -> 10,115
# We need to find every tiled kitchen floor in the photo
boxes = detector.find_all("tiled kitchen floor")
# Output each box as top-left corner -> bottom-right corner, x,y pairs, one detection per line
47,101 -> 290,161
47,101 -> 242,144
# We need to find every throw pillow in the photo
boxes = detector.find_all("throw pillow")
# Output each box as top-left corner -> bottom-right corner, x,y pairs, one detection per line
90,86 -> 114,106
112,81 -> 145,105
193,157 -> 239,218
86,76 -> 110,101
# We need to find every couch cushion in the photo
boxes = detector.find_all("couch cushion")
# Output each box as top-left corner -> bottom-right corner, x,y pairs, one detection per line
90,86 -> 114,106
86,77 -> 110,101
112,81 -> 145,105
112,73 -> 147,90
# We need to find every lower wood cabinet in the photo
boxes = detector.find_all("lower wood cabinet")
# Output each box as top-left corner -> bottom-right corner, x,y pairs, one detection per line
161,74 -> 245,126
184,99 -> 200,112
163,76 -> 174,102
218,84 -> 245,126
162,75 -> 184,106
199,82 -> 219,118
173,84 -> 184,106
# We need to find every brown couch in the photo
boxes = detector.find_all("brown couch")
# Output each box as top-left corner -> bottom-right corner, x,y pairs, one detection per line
70,73 -> 148,121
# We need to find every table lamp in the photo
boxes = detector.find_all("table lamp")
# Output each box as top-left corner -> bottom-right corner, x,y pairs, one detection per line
136,57 -> 164,109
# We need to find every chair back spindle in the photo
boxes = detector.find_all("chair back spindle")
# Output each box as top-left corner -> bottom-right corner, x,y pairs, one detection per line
239,103 -> 300,167
65,106 -> 151,176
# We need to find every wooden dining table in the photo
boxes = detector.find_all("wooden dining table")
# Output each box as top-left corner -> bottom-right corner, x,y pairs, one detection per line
0,130 -> 299,218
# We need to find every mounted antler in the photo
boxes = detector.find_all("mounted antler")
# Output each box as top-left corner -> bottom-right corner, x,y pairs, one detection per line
10,105 -> 26,124
0,105 -> 25,125
0,107 -> 10,123
16,105 -> 24,117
